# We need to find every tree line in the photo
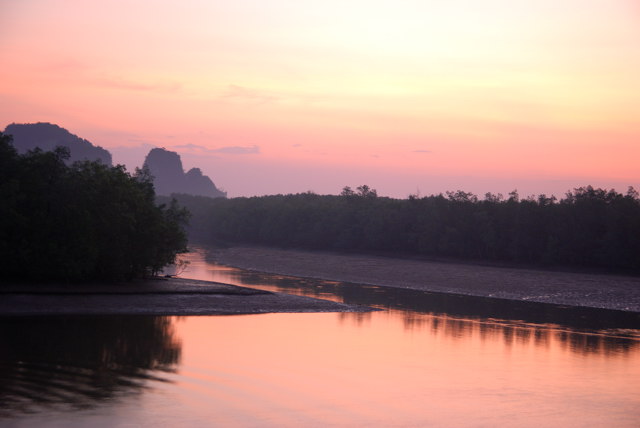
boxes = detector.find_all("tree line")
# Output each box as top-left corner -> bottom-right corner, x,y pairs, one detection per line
167,184 -> 640,273
0,133 -> 189,283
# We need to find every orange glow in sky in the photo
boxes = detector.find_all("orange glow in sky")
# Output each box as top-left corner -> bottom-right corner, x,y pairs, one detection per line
1,0 -> 639,197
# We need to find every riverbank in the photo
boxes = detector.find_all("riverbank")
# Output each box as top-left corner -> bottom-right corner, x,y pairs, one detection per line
0,277 -> 373,315
207,246 -> 640,312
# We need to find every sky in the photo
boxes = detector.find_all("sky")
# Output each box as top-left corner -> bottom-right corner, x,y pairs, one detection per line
1,0 -> 639,198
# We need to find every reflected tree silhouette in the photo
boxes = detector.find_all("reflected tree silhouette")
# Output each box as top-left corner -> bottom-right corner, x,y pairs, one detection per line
0,316 -> 181,416
213,266 -> 640,355
337,311 -> 374,325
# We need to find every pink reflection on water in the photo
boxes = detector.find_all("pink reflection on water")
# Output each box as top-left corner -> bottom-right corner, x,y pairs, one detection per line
172,312 -> 639,427
151,248 -> 640,426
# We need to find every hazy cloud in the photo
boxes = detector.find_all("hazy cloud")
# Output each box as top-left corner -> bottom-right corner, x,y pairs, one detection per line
128,138 -> 158,145
222,84 -> 280,104
413,149 -> 432,153
36,59 -> 181,93
93,76 -> 181,93
171,143 -> 260,155
173,143 -> 208,151
39,58 -> 90,73
212,145 -> 260,154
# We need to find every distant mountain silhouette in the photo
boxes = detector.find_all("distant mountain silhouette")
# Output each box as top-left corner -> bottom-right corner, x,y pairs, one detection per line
4,122 -> 112,165
143,148 -> 226,198
3,122 -> 225,198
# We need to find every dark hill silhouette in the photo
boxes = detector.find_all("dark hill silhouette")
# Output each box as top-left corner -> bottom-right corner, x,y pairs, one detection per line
4,122 -> 112,165
143,148 -> 226,198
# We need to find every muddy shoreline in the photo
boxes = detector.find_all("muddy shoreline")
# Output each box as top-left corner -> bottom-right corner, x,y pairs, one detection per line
0,277 -> 374,316
206,246 -> 640,313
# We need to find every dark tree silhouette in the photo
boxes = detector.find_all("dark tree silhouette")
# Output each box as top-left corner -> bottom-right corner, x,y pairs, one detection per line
0,133 -> 189,283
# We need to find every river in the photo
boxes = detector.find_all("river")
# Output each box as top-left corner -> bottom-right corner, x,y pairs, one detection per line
1,248 -> 638,427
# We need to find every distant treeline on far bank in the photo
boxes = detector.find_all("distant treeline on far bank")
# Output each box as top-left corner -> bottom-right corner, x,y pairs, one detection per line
164,184 -> 640,273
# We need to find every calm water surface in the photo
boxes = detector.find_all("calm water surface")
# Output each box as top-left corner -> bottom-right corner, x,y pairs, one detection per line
1,248 -> 639,427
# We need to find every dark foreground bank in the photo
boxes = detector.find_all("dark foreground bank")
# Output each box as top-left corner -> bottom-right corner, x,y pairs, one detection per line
0,278 -> 374,315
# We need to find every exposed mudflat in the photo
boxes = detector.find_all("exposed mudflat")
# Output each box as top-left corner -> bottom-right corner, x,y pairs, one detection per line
0,277 -> 373,316
207,246 -> 640,312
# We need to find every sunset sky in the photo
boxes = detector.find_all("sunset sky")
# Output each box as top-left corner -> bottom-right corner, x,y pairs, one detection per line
1,0 -> 639,198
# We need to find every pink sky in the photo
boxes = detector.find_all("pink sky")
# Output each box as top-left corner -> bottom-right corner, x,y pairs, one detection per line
1,0 -> 639,198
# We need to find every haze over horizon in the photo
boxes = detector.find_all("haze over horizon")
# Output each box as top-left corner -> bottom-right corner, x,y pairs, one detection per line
2,1 -> 639,198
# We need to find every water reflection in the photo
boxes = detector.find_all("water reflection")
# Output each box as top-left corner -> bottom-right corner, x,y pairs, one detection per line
1,254 -> 639,427
179,249 -> 640,356
248,272 -> 640,354
0,316 -> 180,416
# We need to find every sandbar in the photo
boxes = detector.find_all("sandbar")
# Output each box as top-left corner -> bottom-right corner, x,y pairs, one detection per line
207,246 -> 640,313
0,277 -> 374,316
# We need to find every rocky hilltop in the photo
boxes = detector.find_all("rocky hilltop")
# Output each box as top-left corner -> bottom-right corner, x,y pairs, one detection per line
143,148 -> 226,198
4,122 -> 112,165
3,122 -> 225,198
